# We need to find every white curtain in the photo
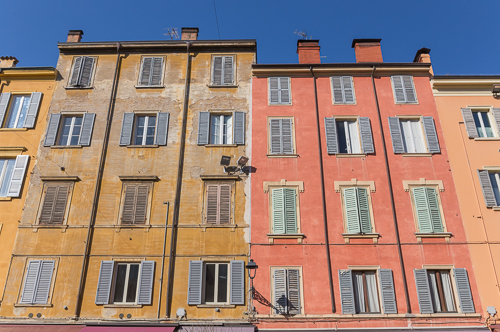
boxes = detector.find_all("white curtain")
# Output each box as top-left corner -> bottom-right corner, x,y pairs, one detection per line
366,272 -> 380,312
353,272 -> 366,313
428,271 -> 442,312
347,121 -> 361,154
441,271 -> 456,312
410,120 -> 426,153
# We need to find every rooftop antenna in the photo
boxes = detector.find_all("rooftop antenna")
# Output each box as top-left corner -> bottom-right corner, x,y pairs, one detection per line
294,30 -> 312,40
163,28 -> 179,40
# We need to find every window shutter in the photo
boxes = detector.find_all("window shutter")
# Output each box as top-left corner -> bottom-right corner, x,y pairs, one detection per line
0,92 -> 11,127
358,117 -> 374,154
388,117 -> 404,153
283,188 -> 297,234
356,188 -> 372,233
339,269 -> 356,314
233,112 -> 245,145
477,169 -> 496,207
33,260 -> 55,304
332,77 -> 344,104
412,187 -> 433,233
279,77 -> 290,104
272,188 -> 286,234
379,269 -> 397,314
39,186 -> 58,224
402,76 -> 417,103
44,113 -> 61,146
24,92 -> 42,128
281,118 -> 294,154
342,76 -> 355,104
52,186 -> 69,224
425,187 -> 444,232
324,117 -> 338,154
78,113 -> 96,146
69,57 -> 83,86
122,185 -> 137,224
137,260 -> 155,305
187,260 -> 203,305
139,57 -> 153,86
287,269 -> 301,314
392,76 -> 405,103
422,116 -> 440,153
95,261 -> 114,304
20,260 -> 41,304
206,185 -> 219,224
79,57 -> 95,87
274,269 -> 287,314
492,108 -> 500,136
461,108 -> 478,138
219,184 -> 231,224
223,56 -> 234,85
212,57 -> 223,85
134,185 -> 149,224
270,119 -> 282,154
230,260 -> 245,305
154,112 -> 170,146
197,112 -> 210,145
269,78 -> 280,104
414,269 -> 434,314
7,155 -> 29,197
344,188 -> 361,233
119,113 -> 134,146
453,268 -> 475,313
150,57 -> 163,86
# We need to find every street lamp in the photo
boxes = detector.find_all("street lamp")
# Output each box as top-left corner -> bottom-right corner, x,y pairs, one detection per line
246,259 -> 258,316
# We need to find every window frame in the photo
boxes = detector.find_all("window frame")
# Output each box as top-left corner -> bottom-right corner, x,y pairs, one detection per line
331,76 -> 356,105
210,54 -> 236,86
132,114 -> 157,146
399,117 -> 427,153
391,75 -> 418,104
349,268 -> 382,314
110,262 -> 142,305
268,185 -> 301,235
335,116 -> 362,154
268,77 -> 292,105
340,185 -> 376,234
4,94 -> 31,129
202,262 -> 230,305
471,108 -> 498,138
67,56 -> 97,88
137,55 -> 166,87
202,180 -> 235,225
267,116 -> 297,156
118,181 -> 154,225
270,266 -> 304,315
408,184 -> 447,234
57,114 -> 84,146
489,172 -> 500,206
421,265 -> 463,314
209,112 -> 233,145
36,181 -> 74,226
0,158 -> 15,197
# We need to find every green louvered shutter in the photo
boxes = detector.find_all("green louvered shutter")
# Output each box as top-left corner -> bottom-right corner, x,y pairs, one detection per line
425,187 -> 444,232
413,187 -> 432,233
356,188 -> 372,233
283,188 -> 297,234
272,188 -> 285,234
344,187 -> 361,233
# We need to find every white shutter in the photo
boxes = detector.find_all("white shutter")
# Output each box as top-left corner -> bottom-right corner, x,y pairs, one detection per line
20,260 -> 41,304
7,155 -> 29,197
422,116 -> 440,153
342,76 -> 355,104
24,92 -> 42,128
33,260 -> 55,304
187,261 -> 203,305
223,56 -> 234,85
478,169 -> 496,207
233,112 -> 245,145
332,77 -> 343,104
137,261 -> 155,305
229,260 -> 245,305
212,57 -> 223,85
95,261 -> 114,305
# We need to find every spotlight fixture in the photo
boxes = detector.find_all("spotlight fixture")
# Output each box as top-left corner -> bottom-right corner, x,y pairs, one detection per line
220,155 -> 231,166
237,156 -> 249,167
221,155 -> 250,175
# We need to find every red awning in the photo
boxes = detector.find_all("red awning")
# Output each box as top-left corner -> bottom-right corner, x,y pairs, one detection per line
80,327 -> 175,332
0,326 -> 84,332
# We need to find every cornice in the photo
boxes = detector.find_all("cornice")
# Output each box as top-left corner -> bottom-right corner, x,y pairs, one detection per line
432,78 -> 500,96
0,68 -> 57,80
253,65 -> 431,77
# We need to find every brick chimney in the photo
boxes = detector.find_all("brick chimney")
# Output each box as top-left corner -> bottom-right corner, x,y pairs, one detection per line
414,47 -> 433,75
67,30 -> 84,43
181,27 -> 199,40
297,40 -> 321,64
0,56 -> 19,68
352,39 -> 383,63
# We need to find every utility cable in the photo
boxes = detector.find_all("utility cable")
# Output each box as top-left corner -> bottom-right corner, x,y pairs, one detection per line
213,0 -> 221,39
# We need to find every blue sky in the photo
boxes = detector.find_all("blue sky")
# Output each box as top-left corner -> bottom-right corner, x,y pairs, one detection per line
2,0 -> 499,75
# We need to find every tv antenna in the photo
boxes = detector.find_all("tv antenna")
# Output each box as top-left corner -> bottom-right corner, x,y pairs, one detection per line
294,30 -> 312,40
163,28 -> 179,40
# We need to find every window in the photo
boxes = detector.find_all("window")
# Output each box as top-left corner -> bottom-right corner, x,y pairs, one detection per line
119,112 -> 170,146
20,260 -> 55,305
0,155 -> 29,198
69,56 -> 95,87
473,111 -> 494,137
411,187 -> 444,233
210,114 -> 232,144
388,117 -> 440,154
325,117 -> 374,155
391,75 -> 417,104
120,183 -> 152,225
134,115 -> 156,146
477,169 -> 500,207
138,57 -> 164,86
273,268 -> 301,315
44,113 -> 96,147
269,77 -> 291,104
342,187 -> 373,234
113,263 -> 140,304
332,76 -> 355,104
38,183 -> 71,224
197,111 -> 245,146
187,260 -> 245,306
204,183 -> 232,224
0,159 -> 15,197
461,108 -> 500,138
427,270 -> 456,312
271,188 -> 298,234
5,95 -> 30,128
268,117 -> 295,155
352,271 -> 380,313
0,92 -> 42,129
211,56 -> 234,86
58,115 -> 83,146
337,120 -> 361,153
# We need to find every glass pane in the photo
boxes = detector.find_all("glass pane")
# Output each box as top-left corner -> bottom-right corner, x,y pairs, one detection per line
347,121 -> 361,153
210,115 -> 220,144
126,264 -> 139,303
70,117 -> 82,146
16,96 -> 30,128
490,173 -> 500,206
481,112 -> 494,137
145,116 -> 156,145
217,264 -> 228,303
113,264 -> 127,303
134,116 -> 145,145
205,264 -> 216,302
59,117 -> 73,145
6,96 -> 22,128
473,112 -> 485,137
223,115 -> 232,144
0,160 -> 15,197
336,121 -> 348,153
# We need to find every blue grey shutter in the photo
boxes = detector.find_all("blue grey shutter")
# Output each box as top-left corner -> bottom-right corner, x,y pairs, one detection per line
272,188 -> 285,234
269,78 -> 280,104
69,57 -> 83,86
281,119 -> 293,154
44,113 -> 61,146
230,260 -> 245,305
332,77 -> 343,104
119,113 -> 134,146
453,268 -> 475,313
33,260 -> 55,304
24,92 -> 42,128
461,108 -> 478,138
7,155 -> 29,197
414,269 -> 434,314
492,108 -> 500,136
478,169 -> 496,207
270,119 -> 282,154
150,57 -> 164,86
357,188 -> 372,233
392,76 -> 405,103
137,260 -> 155,305
78,113 -> 95,146
287,269 -> 301,314
339,269 -> 355,314
197,112 -> 210,145
139,57 -> 153,86
344,188 -> 361,233
342,76 -> 355,104
223,56 -> 234,85
274,269 -> 287,314
324,117 -> 338,154
95,261 -> 114,304
388,117 -> 404,153
280,77 -> 290,104
379,269 -> 397,314
154,112 -> 170,146
187,260 -> 203,305
402,76 -> 417,103
20,260 -> 41,304
79,57 -> 95,87
0,92 -> 11,127
212,57 -> 223,85
233,112 -> 245,145
422,116 -> 440,153
358,117 -> 374,154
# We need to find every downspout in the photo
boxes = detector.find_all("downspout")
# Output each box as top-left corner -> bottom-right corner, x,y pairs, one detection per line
73,43 -> 122,319
370,66 -> 412,313
310,66 -> 335,313
157,202 -> 170,319
165,41 -> 192,317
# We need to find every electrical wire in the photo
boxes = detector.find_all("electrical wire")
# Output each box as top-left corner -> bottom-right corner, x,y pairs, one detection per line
213,0 -> 221,39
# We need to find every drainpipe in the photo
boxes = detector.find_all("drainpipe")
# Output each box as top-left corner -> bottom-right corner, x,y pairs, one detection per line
73,43 -> 122,319
165,41 -> 192,317
370,66 -> 412,313
310,66 -> 335,313
157,202 -> 170,318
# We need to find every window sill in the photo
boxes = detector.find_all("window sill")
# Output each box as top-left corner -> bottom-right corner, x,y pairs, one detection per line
50,145 -> 83,149
64,86 -> 93,90
335,153 -> 366,158
14,303 -> 53,307
196,304 -> 235,308
401,153 -> 433,157
119,175 -> 159,181
492,206 -> 500,211
126,145 -> 159,148
205,144 -> 238,147
20,224 -> 68,233
201,224 -> 238,232
134,85 -> 164,89
103,304 -> 143,308
208,84 -> 238,88
267,233 -> 305,244
40,176 -> 80,181
474,137 -> 500,141
267,154 -> 298,158
342,233 -> 380,244
0,197 -> 12,201
415,232 -> 452,243
269,103 -> 292,106
0,128 -> 28,131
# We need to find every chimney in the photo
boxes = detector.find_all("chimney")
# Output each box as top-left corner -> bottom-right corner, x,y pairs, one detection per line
352,39 -> 383,63
414,48 -> 433,75
0,56 -> 19,68
181,27 -> 199,41
67,30 -> 84,43
297,40 -> 321,64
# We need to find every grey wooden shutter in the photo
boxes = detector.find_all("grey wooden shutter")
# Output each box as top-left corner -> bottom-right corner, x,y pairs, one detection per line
206,185 -> 219,224
139,57 -> 153,86
39,186 -> 58,224
392,76 -> 405,103
414,269 -> 434,313
461,108 -> 478,138
358,117 -> 374,153
44,113 -> 61,146
24,92 -> 42,128
151,57 -> 164,86
332,77 -> 344,104
233,112 -> 245,145
78,113 -> 96,146
223,56 -> 234,85
121,185 -> 137,224
379,269 -> 397,314
342,76 -> 355,104
137,260 -> 155,305
280,77 -> 290,104
212,57 -> 223,85
7,155 -> 29,197
154,112 -> 170,146
134,185 -> 149,224
274,269 -> 287,314
52,186 -> 69,224
95,261 -> 114,304
79,57 -> 95,87
324,117 -> 338,154
197,112 -> 210,145
339,269 -> 355,314
281,118 -> 294,154
219,184 -> 231,224
33,260 -> 55,304
388,117 -> 404,153
20,260 -> 41,304
270,119 -> 282,154
453,268 -> 475,313
287,269 -> 301,314
69,57 -> 83,86
119,113 -> 134,146
402,76 -> 417,103
422,116 -> 440,153
269,78 -> 280,104
230,260 -> 245,305
0,92 -> 11,127
492,108 -> 500,136
187,260 -> 203,305
478,169 -> 496,207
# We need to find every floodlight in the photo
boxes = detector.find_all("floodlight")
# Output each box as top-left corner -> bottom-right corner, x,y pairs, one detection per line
237,156 -> 249,166
224,166 -> 238,173
220,155 -> 231,166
